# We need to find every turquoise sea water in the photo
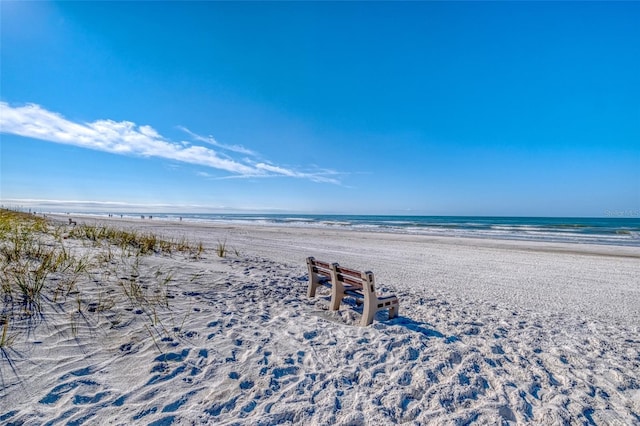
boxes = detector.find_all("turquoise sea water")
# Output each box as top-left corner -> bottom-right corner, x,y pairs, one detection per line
67,213 -> 640,247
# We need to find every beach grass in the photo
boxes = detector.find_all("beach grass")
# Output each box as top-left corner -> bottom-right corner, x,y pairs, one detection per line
0,209 -> 204,355
0,315 -> 12,349
66,223 -> 201,257
215,239 -> 227,257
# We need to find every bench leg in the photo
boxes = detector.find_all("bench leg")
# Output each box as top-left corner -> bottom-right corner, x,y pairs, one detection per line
306,257 -> 319,298
361,302 -> 376,326
389,302 -> 399,320
361,298 -> 399,326
307,278 -> 318,298
330,289 -> 342,311
329,264 -> 343,311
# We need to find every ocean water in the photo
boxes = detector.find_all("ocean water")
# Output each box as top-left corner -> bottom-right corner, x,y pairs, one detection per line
70,213 -> 640,247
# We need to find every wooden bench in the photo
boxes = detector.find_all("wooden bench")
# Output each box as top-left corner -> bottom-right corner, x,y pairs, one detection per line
306,257 -> 399,326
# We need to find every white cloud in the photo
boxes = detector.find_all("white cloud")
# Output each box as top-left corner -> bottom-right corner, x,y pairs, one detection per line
253,161 -> 342,184
255,162 -> 297,177
0,101 -> 343,184
177,126 -> 257,156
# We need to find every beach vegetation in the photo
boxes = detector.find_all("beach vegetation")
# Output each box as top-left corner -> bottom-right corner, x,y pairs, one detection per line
195,241 -> 205,259
95,292 -> 116,312
145,324 -> 163,354
69,314 -> 79,338
0,315 -> 13,349
216,239 -> 227,257
76,295 -> 83,313
0,208 -> 204,365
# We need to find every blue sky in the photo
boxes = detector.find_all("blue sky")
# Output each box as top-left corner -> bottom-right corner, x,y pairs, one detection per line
1,1 -> 638,216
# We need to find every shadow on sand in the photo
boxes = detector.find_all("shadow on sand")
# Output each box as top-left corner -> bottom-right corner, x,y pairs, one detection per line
387,316 -> 460,343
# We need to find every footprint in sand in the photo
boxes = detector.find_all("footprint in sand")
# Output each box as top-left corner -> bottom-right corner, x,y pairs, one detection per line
302,329 -> 323,342
40,379 -> 100,405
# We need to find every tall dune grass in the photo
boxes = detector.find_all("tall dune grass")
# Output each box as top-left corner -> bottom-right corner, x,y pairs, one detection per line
66,223 -> 202,257
0,209 -> 205,355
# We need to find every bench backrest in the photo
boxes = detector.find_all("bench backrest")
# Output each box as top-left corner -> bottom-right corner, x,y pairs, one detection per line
307,256 -> 378,299
307,257 -> 333,279
332,265 -> 376,295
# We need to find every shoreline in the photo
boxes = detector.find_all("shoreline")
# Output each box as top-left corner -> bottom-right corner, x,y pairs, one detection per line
39,211 -> 640,248
50,212 -> 640,258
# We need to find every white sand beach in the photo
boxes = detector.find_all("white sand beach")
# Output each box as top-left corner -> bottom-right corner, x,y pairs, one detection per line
1,214 -> 639,425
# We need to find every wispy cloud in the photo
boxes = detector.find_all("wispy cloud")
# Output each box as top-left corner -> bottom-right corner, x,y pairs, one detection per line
0,101 -> 342,184
177,126 -> 257,156
254,162 -> 338,184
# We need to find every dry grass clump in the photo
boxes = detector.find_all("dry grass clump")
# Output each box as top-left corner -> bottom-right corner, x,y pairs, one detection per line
216,239 -> 227,257
0,209 -> 204,360
215,239 -> 241,258
67,223 -> 203,257
1,210 -> 75,317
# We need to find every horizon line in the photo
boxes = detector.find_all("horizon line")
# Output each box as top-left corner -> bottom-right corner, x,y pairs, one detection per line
1,199 -> 637,219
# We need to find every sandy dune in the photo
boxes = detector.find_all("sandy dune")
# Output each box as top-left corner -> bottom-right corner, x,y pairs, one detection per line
1,215 -> 639,425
